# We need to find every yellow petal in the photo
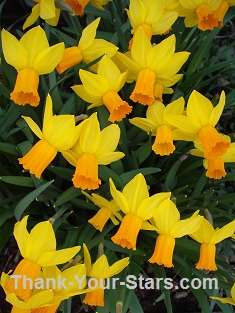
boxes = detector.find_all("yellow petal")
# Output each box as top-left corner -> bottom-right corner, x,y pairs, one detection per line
109,178 -> 129,214
130,117 -> 157,134
83,243 -> 92,275
95,124 -> 120,156
23,4 -> 40,30
97,152 -> 125,165
37,246 -> 80,266
122,173 -> 149,214
187,90 -> 214,126
20,26 -> 49,68
144,0 -> 164,24
1,29 -> 27,70
146,100 -> 165,125
209,91 -> 226,126
131,28 -> 152,68
82,191 -> 109,208
166,115 -> 200,134
189,218 -> 215,243
97,56 -> 120,90
6,290 -> 53,309
127,0 -> 146,28
138,192 -> 171,220
170,215 -> 203,238
40,0 -> 56,20
115,51 -> 140,73
79,69 -> 109,96
152,11 -> 178,34
231,283 -> 235,301
153,199 -> 180,234
34,42 -> 65,75
108,257 -> 129,277
13,216 -> 29,258
79,18 -> 100,50
45,7 -> 61,26
62,150 -> 78,167
210,296 -> 235,306
82,38 -> 118,65
72,85 -> 102,106
79,113 -> 101,153
164,97 -> 185,117
22,116 -> 42,139
211,220 -> 235,244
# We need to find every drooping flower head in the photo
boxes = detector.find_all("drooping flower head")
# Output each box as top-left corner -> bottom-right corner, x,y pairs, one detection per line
178,0 -> 235,30
18,94 -> 80,179
56,18 -> 118,74
110,173 -> 171,250
127,0 -> 178,48
149,200 -> 202,267
190,217 -> 235,271
82,244 -> 129,306
72,56 -> 132,122
82,191 -> 122,232
62,113 -> 124,190
64,0 -> 112,16
130,97 -> 185,156
1,27 -> 64,107
116,29 -> 190,105
1,216 -> 80,304
166,90 -> 230,160
190,135 -> 235,179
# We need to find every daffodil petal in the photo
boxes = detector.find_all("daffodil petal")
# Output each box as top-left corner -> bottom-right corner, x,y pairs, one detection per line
108,257 -> 129,277
83,243 -> 92,275
37,246 -> 80,266
210,296 -> 235,305
34,42 -> 65,75
127,0 -> 146,27
79,70 -> 109,96
23,4 -> 40,30
131,28 -> 151,68
79,18 -> 100,50
189,218 -> 215,243
211,220 -> 235,244
6,290 -> 53,309
170,215 -> 202,238
40,0 -> 56,20
165,97 -> 185,116
1,29 -> 27,70
129,117 -> 157,134
95,124 -> 120,156
152,11 -> 178,34
209,91 -> 226,126
97,152 -> 125,165
109,178 -> 129,214
22,116 -> 42,139
97,56 -> 120,90
79,113 -> 101,153
13,216 -> 29,258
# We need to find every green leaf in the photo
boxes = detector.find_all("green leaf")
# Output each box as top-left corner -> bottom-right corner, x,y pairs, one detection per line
14,180 -> 54,220
0,176 -> 34,187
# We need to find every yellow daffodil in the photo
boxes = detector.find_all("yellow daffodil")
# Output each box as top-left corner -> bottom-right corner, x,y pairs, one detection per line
30,264 -> 88,313
109,173 -> 171,250
23,0 -> 61,30
64,0 -> 112,16
1,216 -> 80,303
191,135 -> 235,179
211,282 -> 235,306
190,217 -> 235,271
72,56 -> 132,122
116,29 -> 189,105
82,191 -> 122,232
18,94 -> 80,179
130,97 -> 185,156
56,18 -> 118,74
149,199 -> 202,267
166,90 -> 230,160
127,0 -> 178,48
62,113 -> 124,190
178,0 -> 234,30
1,27 -> 64,107
0,272 -> 53,313
82,244 -> 129,306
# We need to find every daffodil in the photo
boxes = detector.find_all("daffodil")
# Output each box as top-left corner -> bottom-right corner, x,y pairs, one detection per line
23,0 -> 61,30
82,244 -> 129,306
127,0 -> 178,48
64,0 -> 112,16
0,272 -> 53,313
1,27 -> 64,107
109,173 -> 171,250
130,97 -> 185,156
62,113 -> 124,190
116,29 -> 190,105
166,90 -> 230,160
190,217 -> 235,271
31,264 -> 88,313
211,282 -> 235,306
178,0 -> 234,30
149,199 -> 202,267
1,216 -> 80,303
190,135 -> 235,179
82,191 -> 122,231
56,18 -> 118,74
18,94 -> 80,179
72,56 -> 132,122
